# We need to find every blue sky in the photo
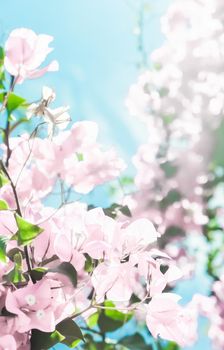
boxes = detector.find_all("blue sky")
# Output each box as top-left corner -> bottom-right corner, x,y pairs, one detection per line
0,0 -> 170,160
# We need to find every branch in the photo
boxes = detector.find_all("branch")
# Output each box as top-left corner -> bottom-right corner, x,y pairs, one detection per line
0,160 -> 34,280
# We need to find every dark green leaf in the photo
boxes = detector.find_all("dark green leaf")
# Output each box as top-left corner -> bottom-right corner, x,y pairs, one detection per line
98,312 -> 124,333
4,253 -> 27,284
119,205 -> 132,217
84,254 -> 93,273
160,190 -> 181,210
120,334 -> 151,350
56,318 -> 84,347
0,236 -> 7,262
14,214 -> 43,246
104,301 -> 133,322
30,329 -> 65,350
30,267 -> 48,281
49,262 -> 77,288
160,161 -> 178,178
0,47 -> 4,62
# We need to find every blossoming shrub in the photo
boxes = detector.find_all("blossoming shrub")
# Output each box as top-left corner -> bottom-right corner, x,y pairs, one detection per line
0,28 -> 199,350
125,0 -> 224,348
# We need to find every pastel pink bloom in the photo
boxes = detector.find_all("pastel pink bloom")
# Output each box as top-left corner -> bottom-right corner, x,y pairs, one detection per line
92,260 -> 135,302
4,28 -> 59,84
119,218 -> 159,255
0,335 -> 17,350
146,293 -> 198,346
5,279 -> 56,332
54,207 -> 115,261
0,210 -> 17,237
64,147 -> 126,194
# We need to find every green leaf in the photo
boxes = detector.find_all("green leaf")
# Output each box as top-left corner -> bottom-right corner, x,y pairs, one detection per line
14,214 -> 43,246
76,152 -> 84,161
56,318 -> 84,347
4,252 -> 27,285
6,93 -> 26,114
0,199 -> 9,210
87,312 -> 99,328
98,302 -> 131,334
164,342 -> 179,350
120,334 -> 151,350
119,205 -> 132,217
212,120 -> 224,168
30,329 -> 65,350
98,312 -> 122,333
84,254 -> 93,273
160,161 -> 178,178
104,301 -> 133,322
160,190 -> 181,210
158,225 -> 185,248
30,267 -> 48,281
49,262 -> 77,288
119,176 -> 134,186
0,47 -> 4,63
0,236 -> 7,263
0,171 -> 9,188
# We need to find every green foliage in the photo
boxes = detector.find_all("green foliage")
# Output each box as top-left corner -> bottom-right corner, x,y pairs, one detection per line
120,333 -> 152,350
160,161 -> 178,178
0,199 -> 9,210
212,120 -> 224,168
82,335 -> 116,350
0,171 -> 9,187
29,267 -> 48,281
159,225 -> 185,248
4,252 -> 27,285
84,253 -> 94,273
104,301 -> 133,322
87,312 -> 99,328
6,93 -> 26,114
57,318 -> 84,347
160,190 -> 181,210
49,262 -> 77,288
76,152 -> 84,161
0,47 -> 4,65
13,214 -> 43,246
30,329 -> 65,350
0,92 -> 26,114
0,236 -> 7,262
103,203 -> 132,219
98,301 -> 132,333
30,319 -> 83,349
119,176 -> 134,186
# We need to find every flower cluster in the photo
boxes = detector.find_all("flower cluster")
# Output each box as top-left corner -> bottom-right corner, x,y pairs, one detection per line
125,0 -> 224,348
0,28 -> 200,349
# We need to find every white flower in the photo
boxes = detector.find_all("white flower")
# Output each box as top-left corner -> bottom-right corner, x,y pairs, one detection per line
27,86 -> 71,136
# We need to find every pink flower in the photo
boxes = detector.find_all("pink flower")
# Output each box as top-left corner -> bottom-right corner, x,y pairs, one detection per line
4,28 -> 59,84
0,210 -> 17,237
146,293 -> 198,347
92,260 -> 135,302
5,279 -> 56,332
0,335 -> 17,350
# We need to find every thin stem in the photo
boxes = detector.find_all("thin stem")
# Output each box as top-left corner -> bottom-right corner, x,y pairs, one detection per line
0,160 -> 34,280
2,76 -> 16,167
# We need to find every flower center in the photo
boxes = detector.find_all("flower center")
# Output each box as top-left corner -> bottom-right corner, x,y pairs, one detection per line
36,309 -> 45,319
25,294 -> 36,306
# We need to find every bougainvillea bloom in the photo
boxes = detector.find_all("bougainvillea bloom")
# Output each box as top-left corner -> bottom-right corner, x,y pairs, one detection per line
4,28 -> 59,83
